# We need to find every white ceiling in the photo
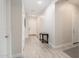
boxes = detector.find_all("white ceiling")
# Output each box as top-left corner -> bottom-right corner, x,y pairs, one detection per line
57,0 -> 79,6
23,0 -> 53,16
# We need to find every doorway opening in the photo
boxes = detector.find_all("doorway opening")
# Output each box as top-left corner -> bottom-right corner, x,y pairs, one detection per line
22,0 -> 54,55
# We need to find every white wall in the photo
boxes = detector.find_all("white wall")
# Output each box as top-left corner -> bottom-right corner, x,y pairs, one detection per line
36,16 -> 43,35
28,16 -> 38,34
55,1 -> 79,47
41,1 -> 55,46
42,1 -> 79,48
25,16 -> 42,38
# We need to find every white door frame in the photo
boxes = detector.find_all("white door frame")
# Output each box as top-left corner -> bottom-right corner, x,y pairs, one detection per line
0,0 -> 8,57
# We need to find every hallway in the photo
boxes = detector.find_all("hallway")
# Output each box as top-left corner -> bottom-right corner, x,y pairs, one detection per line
23,37 -> 70,58
0,0 -> 79,58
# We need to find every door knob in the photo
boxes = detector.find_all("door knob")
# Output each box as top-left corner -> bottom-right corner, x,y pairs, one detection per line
5,35 -> 8,38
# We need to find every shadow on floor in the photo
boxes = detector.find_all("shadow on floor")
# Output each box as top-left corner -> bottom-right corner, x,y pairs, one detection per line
64,46 -> 79,58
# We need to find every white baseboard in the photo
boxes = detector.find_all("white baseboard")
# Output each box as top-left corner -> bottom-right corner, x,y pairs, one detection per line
49,42 -> 72,48
12,53 -> 22,58
0,55 -> 8,58
55,43 -> 72,48
49,43 -> 55,48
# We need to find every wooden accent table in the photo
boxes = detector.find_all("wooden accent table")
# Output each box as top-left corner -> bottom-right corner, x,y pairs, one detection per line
39,33 -> 49,43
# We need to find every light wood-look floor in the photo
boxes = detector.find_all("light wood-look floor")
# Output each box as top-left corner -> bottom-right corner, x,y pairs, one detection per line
23,36 -> 71,58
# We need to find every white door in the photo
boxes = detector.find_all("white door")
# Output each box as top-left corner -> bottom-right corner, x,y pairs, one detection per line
0,0 -> 7,57
73,12 -> 79,43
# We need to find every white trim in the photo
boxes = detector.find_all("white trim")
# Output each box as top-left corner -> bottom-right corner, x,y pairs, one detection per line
7,0 -> 12,57
55,42 -> 72,48
12,53 -> 22,58
0,55 -> 8,58
72,8 -> 74,46
49,43 -> 55,48
50,42 -> 72,48
22,1 -> 26,55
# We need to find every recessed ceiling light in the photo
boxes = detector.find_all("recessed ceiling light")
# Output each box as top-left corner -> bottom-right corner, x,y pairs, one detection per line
37,0 -> 43,5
